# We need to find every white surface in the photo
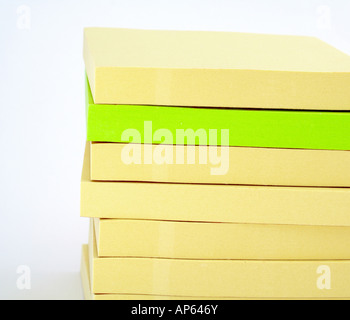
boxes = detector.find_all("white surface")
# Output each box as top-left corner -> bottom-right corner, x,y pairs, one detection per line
0,0 -> 349,300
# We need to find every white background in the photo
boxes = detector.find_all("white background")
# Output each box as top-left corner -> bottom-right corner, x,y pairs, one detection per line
0,0 -> 349,300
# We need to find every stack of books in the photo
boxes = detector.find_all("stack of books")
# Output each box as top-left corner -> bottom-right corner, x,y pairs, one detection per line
80,28 -> 350,300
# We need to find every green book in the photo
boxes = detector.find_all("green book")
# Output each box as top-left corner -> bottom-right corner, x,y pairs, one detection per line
86,77 -> 350,151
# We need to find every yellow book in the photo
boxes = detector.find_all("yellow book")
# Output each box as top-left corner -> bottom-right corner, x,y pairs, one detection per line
94,218 -> 350,260
81,245 -> 347,300
81,143 -> 350,226
84,28 -> 350,110
90,142 -> 350,187
86,222 -> 350,298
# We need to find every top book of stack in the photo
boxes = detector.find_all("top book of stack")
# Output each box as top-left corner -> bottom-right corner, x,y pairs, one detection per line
84,28 -> 350,110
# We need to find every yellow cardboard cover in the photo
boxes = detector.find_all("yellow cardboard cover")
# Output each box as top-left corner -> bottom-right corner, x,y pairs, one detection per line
84,28 -> 350,110
94,218 -> 350,260
90,142 -> 350,187
81,245 -> 347,300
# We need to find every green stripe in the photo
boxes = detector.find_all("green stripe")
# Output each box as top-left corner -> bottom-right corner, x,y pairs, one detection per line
86,77 -> 350,150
